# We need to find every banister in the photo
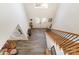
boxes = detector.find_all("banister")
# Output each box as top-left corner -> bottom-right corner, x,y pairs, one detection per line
60,35 -> 78,48
47,29 -> 79,55
63,39 -> 79,48
63,43 -> 79,49
59,34 -> 73,47
52,29 -> 79,36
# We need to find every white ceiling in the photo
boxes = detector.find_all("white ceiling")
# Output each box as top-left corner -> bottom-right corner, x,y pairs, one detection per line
23,3 -> 59,19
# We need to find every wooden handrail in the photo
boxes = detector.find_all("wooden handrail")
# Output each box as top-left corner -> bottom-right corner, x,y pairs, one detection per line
60,34 -> 73,47
60,36 -> 78,48
46,29 -> 79,55
63,43 -> 79,50
62,38 -> 79,49
52,29 -> 79,36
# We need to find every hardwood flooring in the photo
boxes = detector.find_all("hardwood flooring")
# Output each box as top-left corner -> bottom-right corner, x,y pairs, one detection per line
15,29 -> 47,55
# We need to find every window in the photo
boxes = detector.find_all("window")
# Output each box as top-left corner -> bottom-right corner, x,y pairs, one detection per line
35,17 -> 47,23
35,17 -> 40,24
35,17 -> 48,24
42,18 -> 47,23
34,3 -> 48,8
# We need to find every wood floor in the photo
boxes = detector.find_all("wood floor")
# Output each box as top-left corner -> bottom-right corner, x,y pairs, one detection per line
15,29 -> 47,55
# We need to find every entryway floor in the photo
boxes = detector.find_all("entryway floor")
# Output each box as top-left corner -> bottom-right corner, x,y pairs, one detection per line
15,29 -> 47,55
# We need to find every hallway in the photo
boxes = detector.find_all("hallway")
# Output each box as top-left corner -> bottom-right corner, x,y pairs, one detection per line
15,29 -> 47,55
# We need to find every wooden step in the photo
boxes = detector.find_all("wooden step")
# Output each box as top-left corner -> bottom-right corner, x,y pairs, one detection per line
45,48 -> 51,55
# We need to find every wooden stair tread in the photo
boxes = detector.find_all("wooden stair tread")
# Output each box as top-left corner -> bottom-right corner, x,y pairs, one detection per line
45,48 -> 51,55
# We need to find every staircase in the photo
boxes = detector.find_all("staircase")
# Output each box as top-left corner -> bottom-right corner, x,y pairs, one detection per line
46,29 -> 79,55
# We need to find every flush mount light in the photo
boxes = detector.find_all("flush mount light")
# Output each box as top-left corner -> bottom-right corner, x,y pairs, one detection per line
34,3 -> 48,8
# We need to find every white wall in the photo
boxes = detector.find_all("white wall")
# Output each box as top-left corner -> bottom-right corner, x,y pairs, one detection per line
0,3 -> 29,49
52,3 -> 79,34
23,3 -> 59,19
